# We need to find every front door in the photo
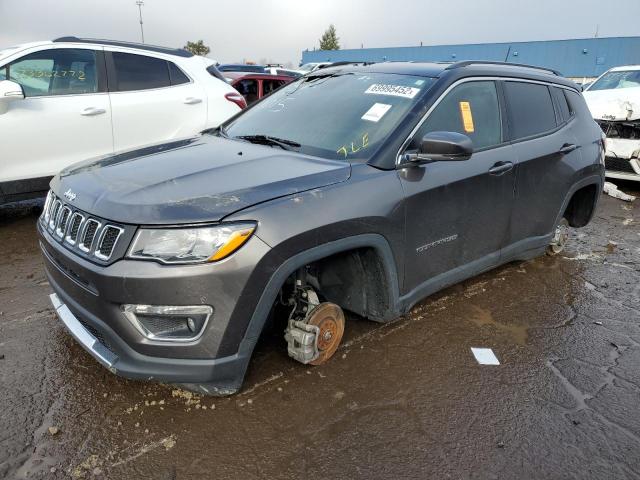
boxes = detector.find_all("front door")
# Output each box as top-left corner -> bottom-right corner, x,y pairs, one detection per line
0,47 -> 113,186
398,80 -> 516,293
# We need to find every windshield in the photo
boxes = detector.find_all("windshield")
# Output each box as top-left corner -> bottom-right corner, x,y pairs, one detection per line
588,70 -> 640,91
299,63 -> 317,72
224,72 -> 435,161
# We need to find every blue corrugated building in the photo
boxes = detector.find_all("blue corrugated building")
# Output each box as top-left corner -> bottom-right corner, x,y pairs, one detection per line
301,37 -> 640,79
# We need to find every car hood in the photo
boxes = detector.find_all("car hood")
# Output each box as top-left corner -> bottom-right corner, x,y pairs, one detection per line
583,87 -> 640,121
51,135 -> 351,225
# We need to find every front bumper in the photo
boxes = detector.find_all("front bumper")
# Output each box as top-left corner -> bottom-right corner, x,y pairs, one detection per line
39,220 -> 272,392
604,138 -> 640,181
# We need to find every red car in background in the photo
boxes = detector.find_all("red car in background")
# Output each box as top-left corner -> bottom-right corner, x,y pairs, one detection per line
223,72 -> 295,106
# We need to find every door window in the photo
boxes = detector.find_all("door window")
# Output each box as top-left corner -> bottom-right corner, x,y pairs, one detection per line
0,66 -> 6,81
235,79 -> 259,104
111,52 -> 171,91
262,79 -> 285,95
7,49 -> 97,97
412,81 -> 502,151
504,81 -> 557,139
168,62 -> 190,85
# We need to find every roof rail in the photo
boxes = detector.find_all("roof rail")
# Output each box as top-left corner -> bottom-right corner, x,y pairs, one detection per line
52,36 -> 193,58
446,60 -> 561,76
317,61 -> 377,69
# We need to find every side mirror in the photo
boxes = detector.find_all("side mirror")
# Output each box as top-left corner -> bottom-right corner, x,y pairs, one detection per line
403,131 -> 473,165
0,80 -> 25,114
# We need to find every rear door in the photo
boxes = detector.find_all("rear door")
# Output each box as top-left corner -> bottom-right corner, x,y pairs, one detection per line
399,80 -> 517,291
106,51 -> 207,152
503,81 -> 580,245
0,46 -> 112,186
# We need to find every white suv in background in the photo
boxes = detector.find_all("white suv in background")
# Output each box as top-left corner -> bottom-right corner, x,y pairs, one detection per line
0,37 -> 246,204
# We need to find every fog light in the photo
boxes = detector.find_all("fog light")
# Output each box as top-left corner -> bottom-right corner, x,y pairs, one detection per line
121,304 -> 213,342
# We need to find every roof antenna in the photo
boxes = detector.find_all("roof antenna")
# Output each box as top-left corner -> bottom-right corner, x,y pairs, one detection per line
594,24 -> 599,38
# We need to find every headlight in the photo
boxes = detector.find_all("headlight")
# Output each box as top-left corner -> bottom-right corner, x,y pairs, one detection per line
128,223 -> 256,264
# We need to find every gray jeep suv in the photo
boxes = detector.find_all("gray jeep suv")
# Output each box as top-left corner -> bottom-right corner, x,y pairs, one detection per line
39,61 -> 605,395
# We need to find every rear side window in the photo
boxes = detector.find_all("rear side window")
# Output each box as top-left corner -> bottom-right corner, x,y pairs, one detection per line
111,52 -> 170,91
168,62 -> 189,85
504,82 -> 557,139
551,87 -> 571,123
413,80 -> 502,151
564,89 -> 591,119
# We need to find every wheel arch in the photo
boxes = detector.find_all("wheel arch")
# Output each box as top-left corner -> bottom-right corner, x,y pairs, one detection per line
240,234 -> 401,345
555,174 -> 603,229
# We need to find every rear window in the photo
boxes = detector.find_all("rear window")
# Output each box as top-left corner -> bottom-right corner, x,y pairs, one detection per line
504,82 -> 557,140
111,52 -> 170,91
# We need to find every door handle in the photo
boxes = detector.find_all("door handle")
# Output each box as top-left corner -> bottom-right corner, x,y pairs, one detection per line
183,97 -> 203,105
558,143 -> 578,155
488,161 -> 514,176
80,107 -> 106,116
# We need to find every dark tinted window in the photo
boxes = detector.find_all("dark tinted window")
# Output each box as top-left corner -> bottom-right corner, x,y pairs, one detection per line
413,81 -> 502,151
263,79 -> 285,95
168,62 -> 189,85
564,89 -> 591,119
235,79 -> 259,104
112,52 -> 170,91
504,82 -> 557,139
8,49 -> 97,96
551,87 -> 571,122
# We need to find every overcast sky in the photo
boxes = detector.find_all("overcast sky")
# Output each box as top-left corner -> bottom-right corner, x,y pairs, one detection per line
2,0 -> 640,66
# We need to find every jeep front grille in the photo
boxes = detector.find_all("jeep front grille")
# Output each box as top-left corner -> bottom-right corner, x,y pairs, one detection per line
65,213 -> 84,244
55,207 -> 71,238
95,226 -> 124,260
40,191 -> 128,263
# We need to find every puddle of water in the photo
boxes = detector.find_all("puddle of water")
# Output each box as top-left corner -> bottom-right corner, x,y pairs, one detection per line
468,305 -> 528,345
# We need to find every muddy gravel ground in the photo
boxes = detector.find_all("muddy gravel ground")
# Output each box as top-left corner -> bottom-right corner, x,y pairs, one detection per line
1,183 -> 639,480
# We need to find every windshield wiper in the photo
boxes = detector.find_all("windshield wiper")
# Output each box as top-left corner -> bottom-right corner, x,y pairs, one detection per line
236,135 -> 301,151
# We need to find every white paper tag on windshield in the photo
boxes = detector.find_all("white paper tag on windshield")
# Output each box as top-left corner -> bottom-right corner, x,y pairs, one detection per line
362,103 -> 392,122
365,83 -> 420,99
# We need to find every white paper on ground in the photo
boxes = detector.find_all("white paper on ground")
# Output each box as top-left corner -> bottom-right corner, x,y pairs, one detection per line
362,103 -> 392,122
471,347 -> 500,365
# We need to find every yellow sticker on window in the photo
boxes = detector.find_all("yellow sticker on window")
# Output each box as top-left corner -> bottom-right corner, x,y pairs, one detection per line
459,101 -> 475,133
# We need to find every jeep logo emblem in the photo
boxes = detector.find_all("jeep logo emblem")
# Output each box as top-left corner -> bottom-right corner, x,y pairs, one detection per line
64,189 -> 77,202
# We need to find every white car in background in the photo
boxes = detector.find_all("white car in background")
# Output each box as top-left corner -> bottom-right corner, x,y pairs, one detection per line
298,62 -> 331,73
0,37 -> 245,204
583,65 -> 640,181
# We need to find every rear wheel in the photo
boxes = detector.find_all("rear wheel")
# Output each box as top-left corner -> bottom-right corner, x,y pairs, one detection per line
547,218 -> 570,256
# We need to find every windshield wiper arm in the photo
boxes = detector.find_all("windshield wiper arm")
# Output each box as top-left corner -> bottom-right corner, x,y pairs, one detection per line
236,135 -> 301,151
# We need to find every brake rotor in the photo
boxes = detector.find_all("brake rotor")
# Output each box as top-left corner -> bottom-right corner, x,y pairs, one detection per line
306,302 -> 345,365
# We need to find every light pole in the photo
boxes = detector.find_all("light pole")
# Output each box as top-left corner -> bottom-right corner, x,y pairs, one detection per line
136,0 -> 145,43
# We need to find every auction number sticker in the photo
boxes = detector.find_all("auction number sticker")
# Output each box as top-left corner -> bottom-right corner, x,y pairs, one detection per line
365,83 -> 420,99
